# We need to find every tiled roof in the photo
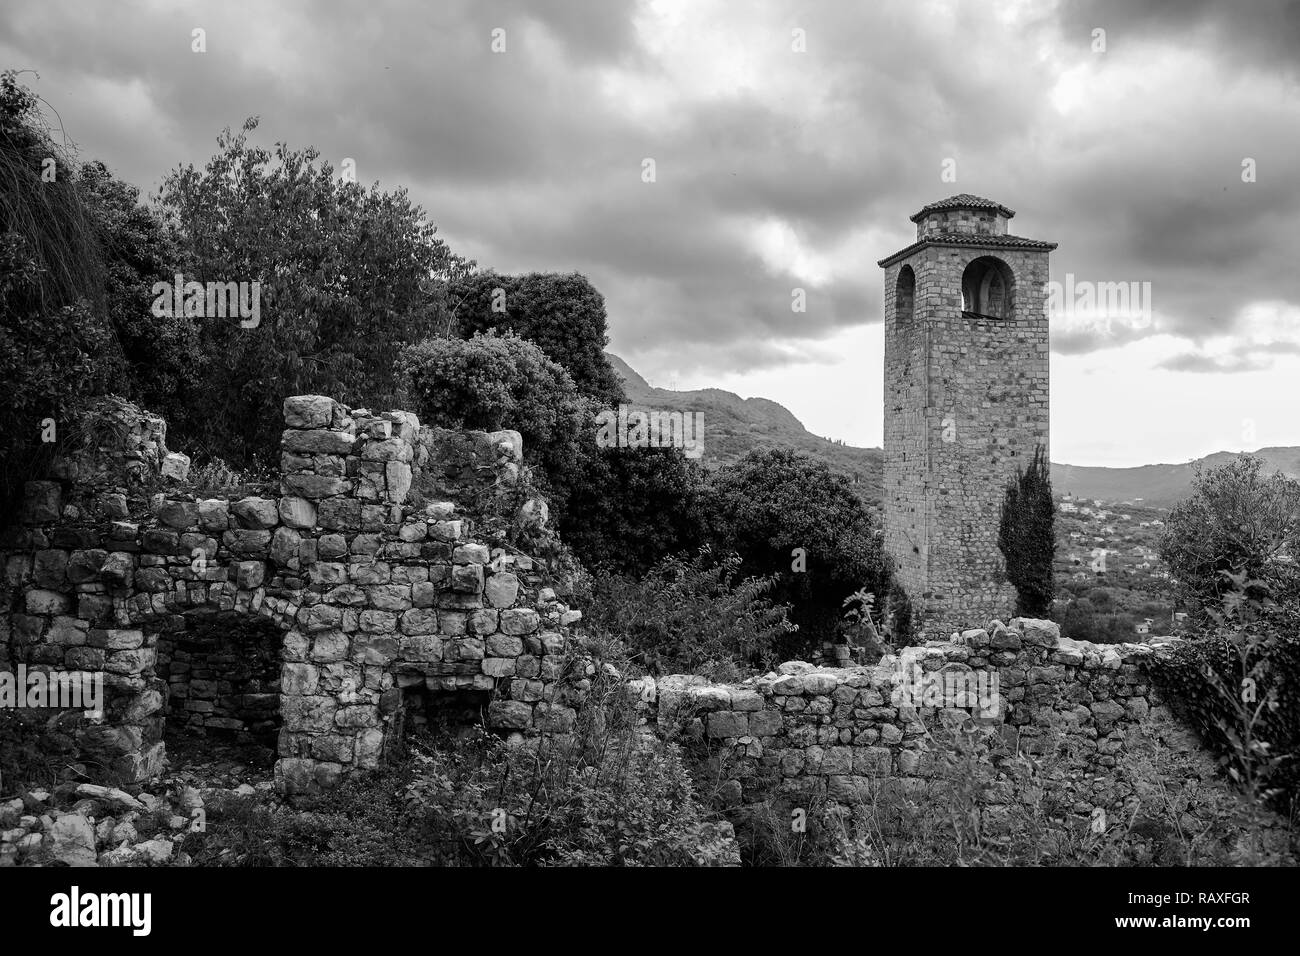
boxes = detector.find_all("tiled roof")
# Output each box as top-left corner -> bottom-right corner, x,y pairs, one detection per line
877,232 -> 1058,267
909,194 -> 1016,222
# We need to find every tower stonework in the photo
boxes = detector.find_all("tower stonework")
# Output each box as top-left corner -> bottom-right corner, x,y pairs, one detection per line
879,195 -> 1056,637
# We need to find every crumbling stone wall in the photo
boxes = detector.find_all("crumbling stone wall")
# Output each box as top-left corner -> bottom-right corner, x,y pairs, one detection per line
635,617 -> 1183,819
0,395 -> 582,795
880,197 -> 1056,638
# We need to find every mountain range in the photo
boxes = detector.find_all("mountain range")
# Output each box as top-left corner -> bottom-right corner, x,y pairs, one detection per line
606,353 -> 1299,507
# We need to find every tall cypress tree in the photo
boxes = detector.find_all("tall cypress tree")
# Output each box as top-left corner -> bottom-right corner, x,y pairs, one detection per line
998,444 -> 1055,616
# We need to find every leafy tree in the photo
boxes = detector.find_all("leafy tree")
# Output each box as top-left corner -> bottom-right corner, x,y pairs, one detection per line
450,271 -> 623,404
702,447 -> 891,648
1160,456 -> 1300,614
77,160 -> 198,435
998,445 -> 1055,616
158,117 -> 472,464
560,432 -> 706,577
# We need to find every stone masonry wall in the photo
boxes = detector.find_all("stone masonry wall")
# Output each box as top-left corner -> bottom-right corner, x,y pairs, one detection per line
0,395 -> 582,795
635,617 -> 1180,821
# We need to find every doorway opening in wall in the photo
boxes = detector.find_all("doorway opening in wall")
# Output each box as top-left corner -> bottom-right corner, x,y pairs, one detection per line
154,610 -> 284,776
397,681 -> 494,749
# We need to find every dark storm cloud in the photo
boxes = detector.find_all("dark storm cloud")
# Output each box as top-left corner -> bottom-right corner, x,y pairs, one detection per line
1060,0 -> 1300,70
3,0 -> 1299,383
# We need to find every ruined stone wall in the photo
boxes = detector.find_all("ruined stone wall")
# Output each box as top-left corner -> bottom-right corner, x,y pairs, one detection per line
636,618 -> 1178,819
0,395 -> 583,795
883,240 -> 1051,638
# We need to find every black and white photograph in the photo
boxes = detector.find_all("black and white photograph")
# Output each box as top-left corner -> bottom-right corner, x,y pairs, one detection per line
0,0 -> 1295,935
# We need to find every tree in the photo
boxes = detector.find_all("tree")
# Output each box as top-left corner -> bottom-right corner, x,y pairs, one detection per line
158,117 -> 472,464
0,73 -> 119,510
77,160 -> 198,436
702,447 -> 890,648
998,445 -> 1056,616
1160,455 -> 1300,613
561,433 -> 706,576
449,271 -> 624,405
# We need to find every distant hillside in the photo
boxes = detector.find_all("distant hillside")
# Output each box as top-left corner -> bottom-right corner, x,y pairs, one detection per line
1052,448 -> 1300,508
606,353 -> 1300,510
606,353 -> 882,503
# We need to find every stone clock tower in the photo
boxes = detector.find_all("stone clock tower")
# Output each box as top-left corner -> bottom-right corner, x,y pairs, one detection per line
879,195 -> 1056,636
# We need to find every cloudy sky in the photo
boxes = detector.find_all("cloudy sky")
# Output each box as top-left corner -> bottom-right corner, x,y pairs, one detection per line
5,0 -> 1299,466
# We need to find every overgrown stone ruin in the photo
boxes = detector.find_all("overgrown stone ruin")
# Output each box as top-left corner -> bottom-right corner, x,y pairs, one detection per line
0,390 -> 1240,838
1,393 -> 582,796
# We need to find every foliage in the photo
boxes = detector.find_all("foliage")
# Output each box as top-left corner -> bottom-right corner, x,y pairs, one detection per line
733,715 -> 1296,867
0,71 -> 104,314
1143,570 -> 1300,811
1160,455 -> 1300,614
449,271 -> 624,405
702,447 -> 890,651
0,711 -> 85,795
399,329 -> 583,448
560,429 -> 707,576
0,74 -> 122,511
157,117 -> 472,465
76,160 -> 198,437
0,234 -> 116,513
397,329 -> 587,511
183,645 -> 738,867
582,547 -> 795,680
998,444 -> 1056,616
1053,598 -> 1140,644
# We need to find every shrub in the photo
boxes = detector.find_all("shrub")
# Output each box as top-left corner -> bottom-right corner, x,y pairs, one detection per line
560,434 -> 707,577
449,271 -> 624,405
0,74 -> 120,511
1142,573 -> 1300,811
397,329 -> 587,510
702,447 -> 890,651
1160,455 -> 1300,615
582,548 -> 794,680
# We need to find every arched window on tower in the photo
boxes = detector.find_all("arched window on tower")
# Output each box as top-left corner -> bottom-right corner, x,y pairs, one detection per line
896,264 -> 915,323
960,256 -> 1015,319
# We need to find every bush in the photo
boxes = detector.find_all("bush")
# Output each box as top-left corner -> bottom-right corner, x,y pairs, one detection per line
449,271 -> 624,405
397,329 -> 587,510
582,548 -> 795,680
702,447 -> 890,651
0,74 -> 121,511
561,434 -> 706,576
1160,455 -> 1300,615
